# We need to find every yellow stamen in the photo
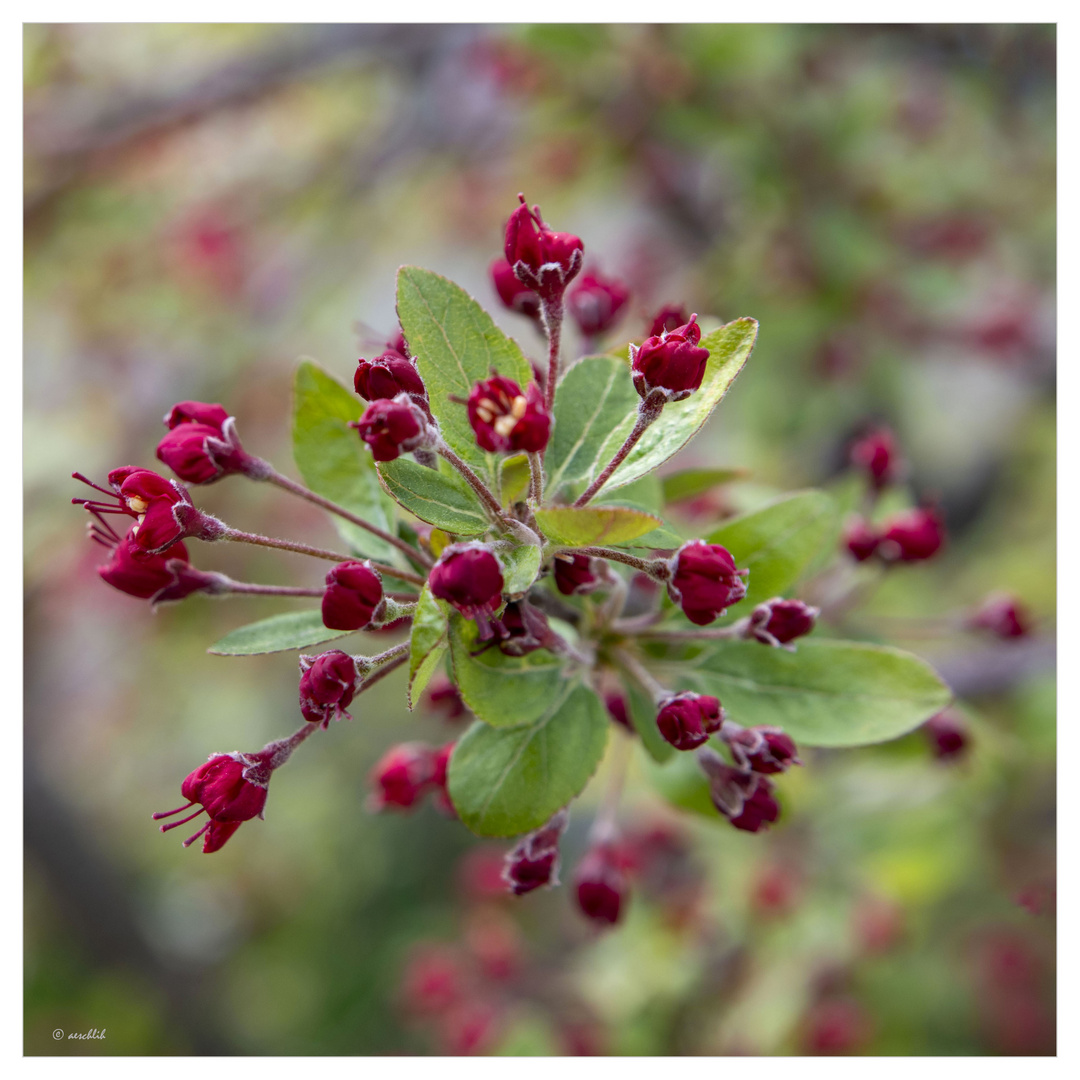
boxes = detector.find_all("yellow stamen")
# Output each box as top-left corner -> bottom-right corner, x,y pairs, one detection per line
494,415 -> 517,438
127,497 -> 148,513
510,395 -> 528,419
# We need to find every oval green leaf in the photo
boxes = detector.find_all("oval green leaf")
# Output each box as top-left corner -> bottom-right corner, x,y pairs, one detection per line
377,457 -> 490,535
209,610 -> 352,656
535,505 -> 663,547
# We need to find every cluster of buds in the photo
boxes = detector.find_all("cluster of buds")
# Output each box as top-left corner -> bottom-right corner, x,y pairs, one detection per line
844,507 -> 945,564
503,193 -> 583,304
298,650 -> 358,727
369,741 -> 456,815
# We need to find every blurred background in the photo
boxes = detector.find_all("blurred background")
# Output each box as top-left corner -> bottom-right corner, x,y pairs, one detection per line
24,24 -> 1055,1055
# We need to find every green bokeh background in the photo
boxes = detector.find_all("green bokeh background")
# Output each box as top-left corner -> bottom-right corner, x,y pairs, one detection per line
24,24 -> 1055,1056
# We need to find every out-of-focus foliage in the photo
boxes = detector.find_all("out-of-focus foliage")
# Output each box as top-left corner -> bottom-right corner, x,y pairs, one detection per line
25,24 -> 1054,1055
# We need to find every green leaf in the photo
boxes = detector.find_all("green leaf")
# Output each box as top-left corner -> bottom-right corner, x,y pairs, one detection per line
292,360 -> 398,562
706,490 -> 837,610
600,474 -> 684,550
645,750 -> 719,819
545,355 -> 641,499
662,466 -> 750,504
448,615 -> 567,728
678,639 -> 952,747
407,586 -> 450,709
499,544 -> 542,597
396,266 -> 532,483
208,610 -> 351,656
622,675 -> 675,764
377,457 -> 489,535
594,317 -> 759,495
535,505 -> 663,546
500,454 -> 531,505
447,683 -> 610,836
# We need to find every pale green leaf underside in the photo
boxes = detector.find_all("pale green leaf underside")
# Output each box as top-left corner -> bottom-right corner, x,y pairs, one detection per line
377,457 -> 489,535
536,505 -> 663,547
208,610 -> 350,656
662,466 -> 749,504
499,544 -> 542,597
407,585 -> 450,708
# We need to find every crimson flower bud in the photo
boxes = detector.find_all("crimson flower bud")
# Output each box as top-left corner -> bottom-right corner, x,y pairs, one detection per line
369,743 -> 436,810
656,692 -> 724,751
729,779 -> 781,832
298,650 -> 358,727
879,507 -> 945,562
567,269 -> 630,337
969,593 -> 1032,638
604,692 -> 634,732
574,843 -> 628,926
354,352 -> 426,402
494,600 -> 550,657
466,375 -> 550,454
844,517 -> 882,562
429,544 -> 504,639
503,194 -> 584,302
321,560 -> 384,631
430,741 -> 457,817
746,597 -> 819,648
400,944 -> 465,1016
503,808 -> 568,896
698,748 -> 781,832
352,395 -> 427,462
646,304 -> 690,338
427,676 -> 468,720
630,314 -> 710,401
721,722 -> 801,774
668,540 -> 749,625
850,427 -> 899,490
385,330 -> 410,358
491,258 -> 541,320
922,711 -> 970,761
156,401 -> 256,484
153,751 -> 271,852
553,553 -> 601,596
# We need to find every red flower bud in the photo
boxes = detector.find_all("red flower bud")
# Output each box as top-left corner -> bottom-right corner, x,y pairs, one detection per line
400,944 -> 465,1016
385,330 -> 410,358
490,258 -> 541,320
604,692 -> 634,732
427,676 -> 468,721
698,748 -> 781,832
503,194 -> 584,302
553,553 -> 600,596
430,741 -> 457,817
721,722 -> 801,774
493,600 -> 551,657
502,808 -> 568,896
466,375 -> 550,454
844,516 -> 882,562
879,507 -> 945,562
850,427 -> 899,490
656,692 -> 724,751
352,396 -> 427,462
429,544 -> 504,639
729,779 -> 781,832
156,401 -> 255,484
299,650 -> 358,727
969,593 -> 1032,638
668,540 -> 749,625
321,560 -> 383,631
574,843 -> 628,926
369,743 -> 436,810
567,269 -> 630,337
630,314 -> 710,401
746,598 -> 819,647
354,352 -> 426,402
922,711 -> 970,761
646,303 -> 690,338
96,521 -> 217,605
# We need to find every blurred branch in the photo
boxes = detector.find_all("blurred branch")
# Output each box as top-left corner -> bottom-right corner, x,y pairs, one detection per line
930,636 -> 1055,699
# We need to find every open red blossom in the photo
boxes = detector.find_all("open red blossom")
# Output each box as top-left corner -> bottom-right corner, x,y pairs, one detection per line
490,258 -> 541,320
467,375 -> 550,454
503,809 -> 568,895
352,396 -> 427,462
354,352 -> 426,402
504,194 -> 583,302
322,560 -> 384,631
646,304 -> 690,338
879,507 -> 945,562
153,752 -> 270,853
156,400 -> 257,484
969,593 -> 1032,638
850,427 -> 900,490
630,314 -> 710,401
429,544 -> 504,640
746,598 -> 818,647
574,843 -> 628,926
567,269 -> 630,337
668,540 -> 749,625
298,650 -> 358,727
553,553 -> 601,596
656,692 -> 724,751
721,722 -> 801,774
844,516 -> 882,562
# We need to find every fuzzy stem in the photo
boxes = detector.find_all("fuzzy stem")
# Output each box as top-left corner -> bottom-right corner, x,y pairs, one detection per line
635,623 -> 748,643
216,579 -> 326,598
591,730 -> 632,842
221,528 -> 425,586
562,546 -> 670,578
613,647 -> 670,705
572,393 -> 666,508
527,451 -> 544,505
262,467 -> 432,567
541,296 -> 563,416
357,650 -> 408,690
353,640 -> 410,676
436,442 -> 510,526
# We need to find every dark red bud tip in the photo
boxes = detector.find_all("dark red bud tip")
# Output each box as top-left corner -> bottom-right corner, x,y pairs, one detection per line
656,692 -> 724,751
503,809 -> 568,895
369,743 -> 436,810
747,598 -> 819,647
574,844 -> 628,926
157,402 -> 251,484
878,507 -> 945,563
923,711 -> 970,761
698,749 -> 781,832
553,553 -> 600,596
567,269 -> 630,337
668,540 -> 748,625
491,258 -> 541,320
968,593 -> 1032,638
97,529 -> 196,602
429,544 -> 504,629
604,692 -> 634,732
299,650 -> 357,726
850,427 -> 900,489
646,304 -> 690,338
722,723 -> 801,774
353,396 -> 426,462
322,560 -> 383,631
427,676 -> 468,720
466,375 -> 550,454
503,194 -> 583,302
631,316 -> 709,401
844,517 -> 882,562
354,353 -> 426,402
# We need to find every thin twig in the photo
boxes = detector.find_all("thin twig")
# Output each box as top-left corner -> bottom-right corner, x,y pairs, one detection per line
573,393 -> 666,508
613,647 -> 670,705
562,546 -> 669,578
